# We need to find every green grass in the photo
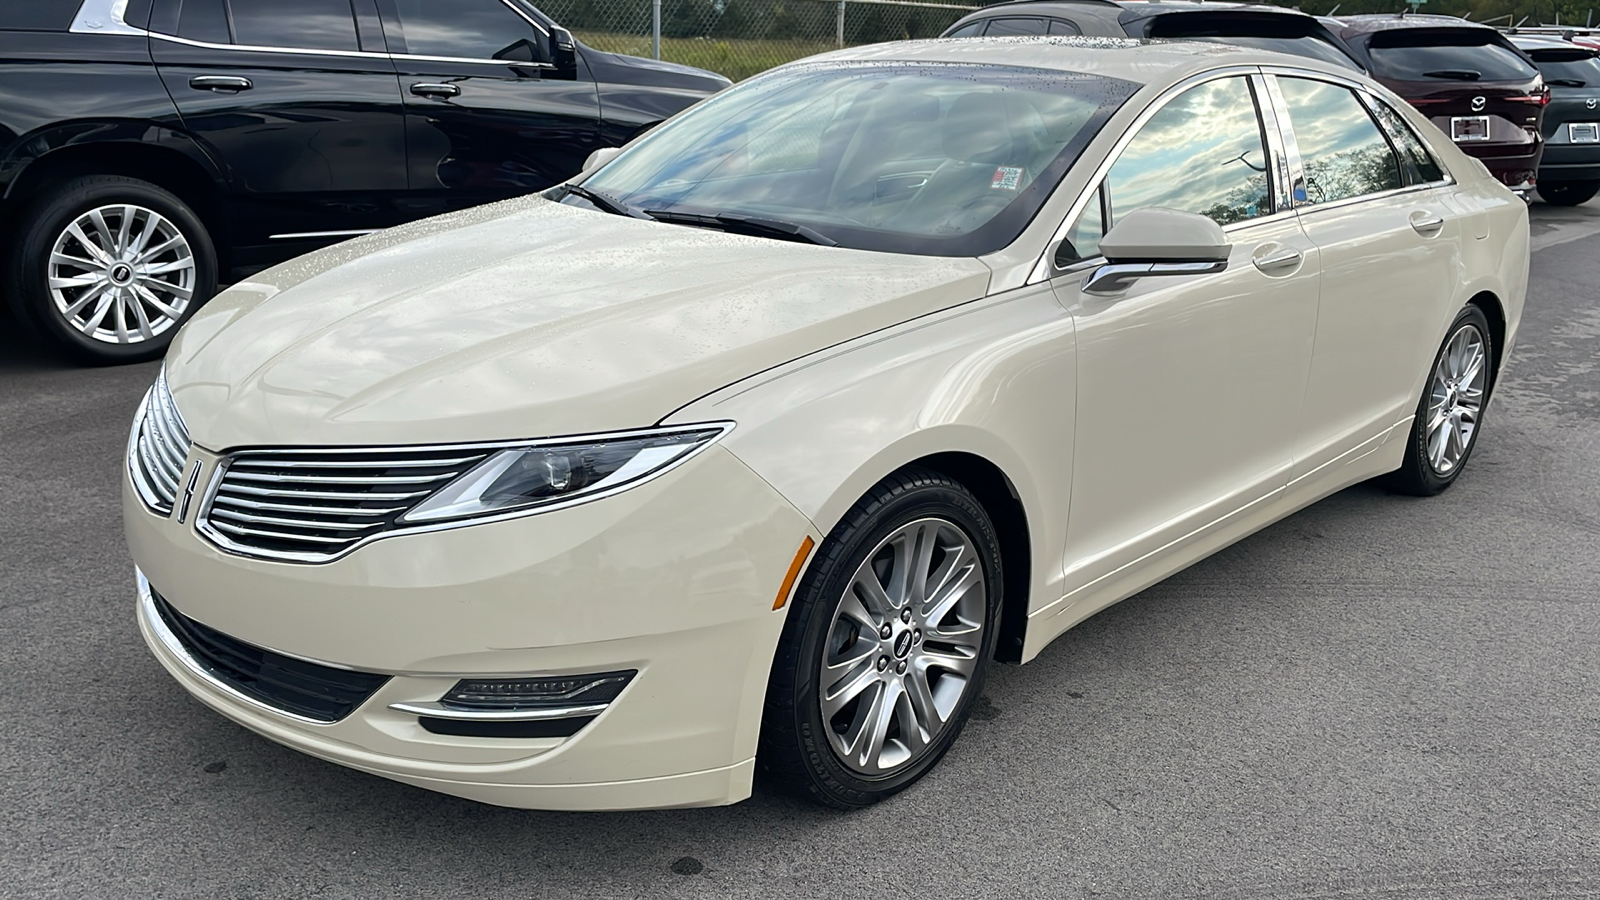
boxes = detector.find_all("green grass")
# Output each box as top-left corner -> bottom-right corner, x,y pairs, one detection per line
576,31 -> 839,81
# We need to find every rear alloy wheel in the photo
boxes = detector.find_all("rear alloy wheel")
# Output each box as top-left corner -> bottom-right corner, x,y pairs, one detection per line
6,175 -> 216,364
1536,180 -> 1600,207
761,468 -> 1001,807
1385,305 -> 1493,496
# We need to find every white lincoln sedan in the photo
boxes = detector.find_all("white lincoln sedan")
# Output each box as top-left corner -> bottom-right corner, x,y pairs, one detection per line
125,38 -> 1528,810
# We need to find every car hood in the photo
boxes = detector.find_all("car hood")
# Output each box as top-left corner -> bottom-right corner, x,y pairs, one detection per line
165,198 -> 991,450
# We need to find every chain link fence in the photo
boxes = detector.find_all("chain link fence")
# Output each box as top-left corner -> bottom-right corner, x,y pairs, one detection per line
540,0 -> 979,82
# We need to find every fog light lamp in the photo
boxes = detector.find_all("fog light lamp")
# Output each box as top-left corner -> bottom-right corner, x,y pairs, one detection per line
441,670 -> 636,711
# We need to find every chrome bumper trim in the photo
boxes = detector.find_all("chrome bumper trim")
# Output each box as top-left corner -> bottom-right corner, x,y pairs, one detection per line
136,569 -> 336,727
387,701 -> 609,722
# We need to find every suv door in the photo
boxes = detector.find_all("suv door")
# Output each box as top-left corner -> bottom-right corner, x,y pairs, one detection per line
376,0 -> 601,216
1050,74 -> 1321,602
149,0 -> 409,269
1266,74 -> 1462,486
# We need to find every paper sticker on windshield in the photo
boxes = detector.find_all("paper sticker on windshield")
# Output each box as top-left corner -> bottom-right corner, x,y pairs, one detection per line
990,166 -> 1024,191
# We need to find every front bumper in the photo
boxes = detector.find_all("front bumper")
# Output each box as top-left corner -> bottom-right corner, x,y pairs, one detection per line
128,444 -> 818,810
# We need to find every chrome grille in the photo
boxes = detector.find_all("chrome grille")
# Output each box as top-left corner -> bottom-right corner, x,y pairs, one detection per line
129,373 -> 192,515
198,447 -> 492,562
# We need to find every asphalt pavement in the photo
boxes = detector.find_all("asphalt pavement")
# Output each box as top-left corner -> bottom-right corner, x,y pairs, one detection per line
1,204 -> 1597,899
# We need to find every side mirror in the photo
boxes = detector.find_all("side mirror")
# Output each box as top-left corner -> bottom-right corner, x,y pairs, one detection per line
583,147 -> 623,172
550,26 -> 578,80
1082,208 -> 1231,294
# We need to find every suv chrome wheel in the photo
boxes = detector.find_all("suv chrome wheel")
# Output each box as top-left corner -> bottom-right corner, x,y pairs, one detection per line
48,204 -> 195,345
1425,322 -> 1487,476
820,517 -> 987,776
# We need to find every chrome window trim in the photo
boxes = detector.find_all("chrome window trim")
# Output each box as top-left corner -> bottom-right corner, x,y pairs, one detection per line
1249,72 -> 1294,217
193,421 -> 736,565
1259,72 -> 1306,210
1029,65 -> 1271,284
70,0 -> 147,36
150,32 -> 557,68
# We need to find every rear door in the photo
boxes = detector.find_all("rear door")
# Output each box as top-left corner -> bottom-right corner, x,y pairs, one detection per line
376,0 -> 601,215
149,0 -> 409,265
1267,73 -> 1462,484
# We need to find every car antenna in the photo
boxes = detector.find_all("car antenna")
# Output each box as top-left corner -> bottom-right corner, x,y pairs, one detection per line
1327,2 -> 1340,13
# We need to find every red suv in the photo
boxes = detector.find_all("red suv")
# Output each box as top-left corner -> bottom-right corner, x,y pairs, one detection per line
1332,15 -> 1548,196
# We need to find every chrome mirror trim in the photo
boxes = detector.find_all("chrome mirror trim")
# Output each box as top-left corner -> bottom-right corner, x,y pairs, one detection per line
1082,260 -> 1228,295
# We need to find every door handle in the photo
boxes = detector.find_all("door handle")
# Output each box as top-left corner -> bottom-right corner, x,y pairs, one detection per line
1410,211 -> 1446,235
410,82 -> 461,98
1252,248 -> 1302,272
189,75 -> 252,93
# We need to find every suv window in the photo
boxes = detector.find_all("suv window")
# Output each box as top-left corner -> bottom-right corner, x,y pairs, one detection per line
1527,48 -> 1600,86
1279,77 -> 1401,205
1061,76 -> 1270,262
1049,19 -> 1081,36
230,0 -> 358,51
390,0 -> 545,61
175,0 -> 230,43
0,0 -> 80,31
1366,32 -> 1538,82
947,21 -> 983,37
1368,99 -> 1445,184
984,18 -> 1050,36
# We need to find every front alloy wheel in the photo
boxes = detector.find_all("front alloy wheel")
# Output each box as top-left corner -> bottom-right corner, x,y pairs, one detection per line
762,468 -> 1001,807
820,518 -> 987,775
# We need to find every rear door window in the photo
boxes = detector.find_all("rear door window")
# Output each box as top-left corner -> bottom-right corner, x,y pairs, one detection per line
1048,19 -> 1081,36
1278,77 -> 1402,204
946,21 -> 983,37
983,17 -> 1051,36
229,0 -> 359,51
1366,32 -> 1538,82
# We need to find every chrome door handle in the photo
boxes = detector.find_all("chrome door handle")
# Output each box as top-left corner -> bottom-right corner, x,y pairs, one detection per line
189,75 -> 252,93
410,82 -> 460,98
1252,248 -> 1302,271
1410,212 -> 1446,234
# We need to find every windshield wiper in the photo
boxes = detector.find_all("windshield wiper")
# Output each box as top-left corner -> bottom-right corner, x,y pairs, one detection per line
1548,77 -> 1588,87
1422,69 -> 1482,81
644,209 -> 837,246
561,184 -> 653,220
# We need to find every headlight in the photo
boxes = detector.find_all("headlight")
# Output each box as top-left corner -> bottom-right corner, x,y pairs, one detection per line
400,423 -> 732,524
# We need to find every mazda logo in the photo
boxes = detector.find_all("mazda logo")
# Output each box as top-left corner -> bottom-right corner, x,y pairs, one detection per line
1471,96 -> 1487,111
1589,98 -> 1598,110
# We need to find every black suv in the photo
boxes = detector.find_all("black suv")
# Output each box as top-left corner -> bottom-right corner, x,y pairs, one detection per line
1511,34 -> 1600,205
0,0 -> 728,364
940,0 -> 1363,70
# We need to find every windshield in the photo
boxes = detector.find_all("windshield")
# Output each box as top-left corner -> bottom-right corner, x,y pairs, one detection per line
569,62 -> 1139,257
1529,50 -> 1600,85
1366,32 -> 1538,82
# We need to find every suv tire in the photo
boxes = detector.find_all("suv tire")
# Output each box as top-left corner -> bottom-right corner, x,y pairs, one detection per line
1536,180 -> 1600,207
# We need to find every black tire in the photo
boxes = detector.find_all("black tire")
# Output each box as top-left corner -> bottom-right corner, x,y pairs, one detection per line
4,175 -> 217,365
1384,305 -> 1494,496
759,467 -> 1003,808
1536,180 -> 1600,207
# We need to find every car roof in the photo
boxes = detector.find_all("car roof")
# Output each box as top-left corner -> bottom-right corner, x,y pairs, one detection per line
1508,34 -> 1598,53
954,0 -> 1327,25
804,35 -> 1359,85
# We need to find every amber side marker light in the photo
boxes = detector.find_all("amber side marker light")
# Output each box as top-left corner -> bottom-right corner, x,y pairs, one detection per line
773,536 -> 816,610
